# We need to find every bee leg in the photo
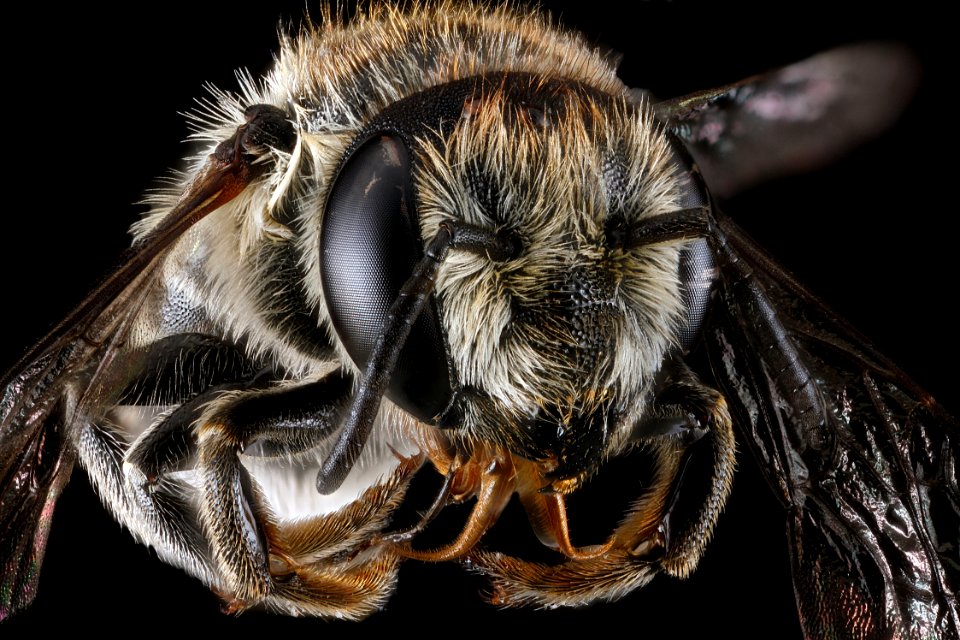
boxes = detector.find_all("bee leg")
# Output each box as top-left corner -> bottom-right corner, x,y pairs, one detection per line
469,373 -> 735,608
123,384 -> 247,488
119,333 -> 262,407
368,458 -> 458,547
367,431 -> 459,546
260,553 -> 403,619
278,452 -> 424,561
256,454 -> 423,619
118,379 -> 282,579
193,371 -> 357,602
120,332 -> 269,486
628,365 -> 736,580
116,335 -> 277,571
74,420 -> 218,585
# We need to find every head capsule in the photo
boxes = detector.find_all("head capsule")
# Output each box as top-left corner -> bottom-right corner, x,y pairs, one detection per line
320,73 -> 714,487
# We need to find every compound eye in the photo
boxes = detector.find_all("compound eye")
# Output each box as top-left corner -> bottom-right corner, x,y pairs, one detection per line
321,134 -> 453,423
669,139 -> 715,352
669,138 -> 709,210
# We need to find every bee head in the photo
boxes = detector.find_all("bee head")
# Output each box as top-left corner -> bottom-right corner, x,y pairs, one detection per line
322,73 -> 710,488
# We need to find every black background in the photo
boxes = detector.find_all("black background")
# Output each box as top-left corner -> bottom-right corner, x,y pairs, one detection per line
2,1 -> 954,636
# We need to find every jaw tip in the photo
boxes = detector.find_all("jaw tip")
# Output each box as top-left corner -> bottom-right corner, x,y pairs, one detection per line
537,483 -> 558,495
538,474 -> 583,495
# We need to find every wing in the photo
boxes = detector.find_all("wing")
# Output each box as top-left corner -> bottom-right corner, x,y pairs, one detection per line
0,216 -> 189,619
705,213 -> 959,639
0,358 -> 77,621
652,42 -> 956,638
654,43 -> 919,200
0,105 -> 293,619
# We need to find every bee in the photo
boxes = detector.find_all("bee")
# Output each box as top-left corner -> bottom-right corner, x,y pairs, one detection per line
2,1 -> 956,636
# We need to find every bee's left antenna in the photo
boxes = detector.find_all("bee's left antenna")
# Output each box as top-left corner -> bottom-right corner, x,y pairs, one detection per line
316,222 -> 518,494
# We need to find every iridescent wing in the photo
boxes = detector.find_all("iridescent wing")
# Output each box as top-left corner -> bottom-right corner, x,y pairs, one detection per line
0,105 -> 292,619
0,217 -> 182,619
655,45 -> 959,638
706,212 -> 958,639
656,43 -> 918,199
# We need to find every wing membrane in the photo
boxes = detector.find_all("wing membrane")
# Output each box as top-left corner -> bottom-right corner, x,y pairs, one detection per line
655,44 -> 919,199
0,352 -> 75,620
706,213 -> 959,639
0,111 -> 283,618
0,252 -> 165,620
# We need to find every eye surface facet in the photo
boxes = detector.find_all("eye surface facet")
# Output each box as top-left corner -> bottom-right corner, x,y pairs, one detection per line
321,134 -> 453,423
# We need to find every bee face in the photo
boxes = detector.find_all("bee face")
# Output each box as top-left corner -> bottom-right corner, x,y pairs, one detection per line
3,0 -> 954,635
414,81 -> 690,477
